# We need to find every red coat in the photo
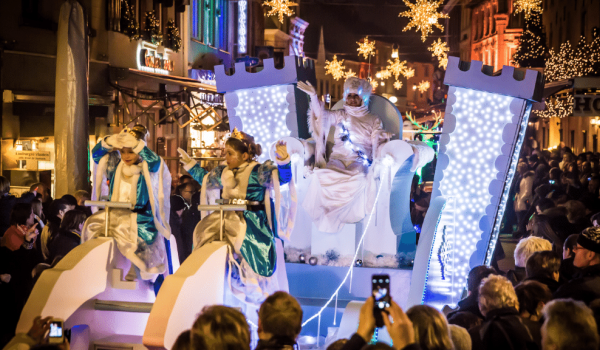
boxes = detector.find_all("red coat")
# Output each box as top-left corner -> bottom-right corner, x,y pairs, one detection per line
1,225 -> 29,251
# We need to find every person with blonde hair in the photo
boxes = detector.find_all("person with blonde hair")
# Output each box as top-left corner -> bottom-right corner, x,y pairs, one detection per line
191,305 -> 251,350
469,275 -> 541,350
405,305 -> 453,350
508,236 -> 553,285
541,299 -> 599,350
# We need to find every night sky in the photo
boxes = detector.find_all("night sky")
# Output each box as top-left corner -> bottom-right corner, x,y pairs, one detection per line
298,0 -> 448,64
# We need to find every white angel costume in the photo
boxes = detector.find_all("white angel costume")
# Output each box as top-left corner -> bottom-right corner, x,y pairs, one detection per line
303,77 -> 389,233
82,133 -> 172,280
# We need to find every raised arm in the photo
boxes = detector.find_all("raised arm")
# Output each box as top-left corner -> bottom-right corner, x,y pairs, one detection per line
177,148 -> 207,184
118,131 -> 161,172
92,135 -> 118,164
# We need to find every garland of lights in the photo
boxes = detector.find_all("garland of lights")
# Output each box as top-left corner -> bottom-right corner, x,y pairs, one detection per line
399,0 -> 449,42
325,55 -> 347,81
512,13 -> 546,68
339,121 -> 373,166
263,0 -> 295,23
144,11 -> 163,45
165,19 -> 182,52
120,0 -> 140,41
513,0 -> 542,20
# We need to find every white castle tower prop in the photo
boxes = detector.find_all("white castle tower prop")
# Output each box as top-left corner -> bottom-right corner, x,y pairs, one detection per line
214,55 -> 316,155
407,57 -> 544,308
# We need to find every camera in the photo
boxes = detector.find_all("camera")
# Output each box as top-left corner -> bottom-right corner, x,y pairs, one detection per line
372,274 -> 391,328
48,319 -> 64,344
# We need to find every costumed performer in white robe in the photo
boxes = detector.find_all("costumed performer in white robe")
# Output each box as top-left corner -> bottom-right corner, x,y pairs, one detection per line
178,129 -> 295,304
297,77 -> 391,233
82,125 -> 171,281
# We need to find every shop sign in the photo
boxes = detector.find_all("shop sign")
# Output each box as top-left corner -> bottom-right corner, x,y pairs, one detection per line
191,91 -> 224,106
573,94 -> 600,117
15,151 -> 51,161
139,49 -> 174,73
189,69 -> 216,86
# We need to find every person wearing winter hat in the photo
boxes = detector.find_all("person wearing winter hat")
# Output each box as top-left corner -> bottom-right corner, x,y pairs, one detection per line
554,226 -> 600,304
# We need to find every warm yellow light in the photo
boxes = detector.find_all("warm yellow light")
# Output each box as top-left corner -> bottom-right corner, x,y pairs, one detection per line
394,80 -> 403,90
344,69 -> 356,78
325,55 -> 346,81
399,0 -> 449,42
263,0 -> 296,23
417,81 -> 431,93
513,0 -> 543,20
357,36 -> 376,59
428,39 -> 450,69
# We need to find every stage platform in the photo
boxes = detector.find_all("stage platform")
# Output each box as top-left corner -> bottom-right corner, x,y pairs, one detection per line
286,262 -> 413,339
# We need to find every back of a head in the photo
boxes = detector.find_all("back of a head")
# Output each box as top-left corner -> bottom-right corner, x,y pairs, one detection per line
514,280 -> 552,316
258,291 -> 303,340
514,236 -> 552,267
0,176 -> 10,195
565,200 -> 587,222
59,209 -> 87,232
478,275 -> 519,316
542,299 -> 599,350
326,339 -> 348,350
406,305 -> 453,350
537,198 -> 555,213
467,266 -> 497,295
173,330 -> 207,350
60,194 -> 78,207
361,343 -> 395,350
525,250 -> 560,279
73,190 -> 90,204
564,233 -> 579,256
192,305 -> 250,350
10,203 -> 32,226
448,324 -> 472,350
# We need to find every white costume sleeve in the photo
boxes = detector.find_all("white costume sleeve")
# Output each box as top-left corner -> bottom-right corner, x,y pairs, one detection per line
308,96 -> 344,167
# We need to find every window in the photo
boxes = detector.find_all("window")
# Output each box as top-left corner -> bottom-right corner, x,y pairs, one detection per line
583,130 -> 587,152
571,130 -> 575,149
192,0 -> 228,50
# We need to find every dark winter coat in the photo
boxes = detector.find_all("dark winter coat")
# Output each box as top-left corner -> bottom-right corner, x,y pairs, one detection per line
553,264 -> 600,304
469,307 -> 541,350
47,229 -> 81,263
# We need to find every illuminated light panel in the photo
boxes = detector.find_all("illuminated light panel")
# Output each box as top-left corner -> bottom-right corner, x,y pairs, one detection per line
238,0 -> 247,53
421,88 -> 531,309
233,85 -> 291,161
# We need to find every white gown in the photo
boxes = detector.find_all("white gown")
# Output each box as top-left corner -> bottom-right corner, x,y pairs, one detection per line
304,102 -> 386,233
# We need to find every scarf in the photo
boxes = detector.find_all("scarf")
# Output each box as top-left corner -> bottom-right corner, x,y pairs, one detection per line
343,104 -> 369,118
122,163 -> 142,177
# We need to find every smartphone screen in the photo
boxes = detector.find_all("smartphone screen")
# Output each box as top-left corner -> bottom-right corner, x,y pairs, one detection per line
372,274 -> 391,328
48,321 -> 63,343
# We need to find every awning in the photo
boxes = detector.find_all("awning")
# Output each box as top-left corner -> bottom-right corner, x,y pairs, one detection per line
109,67 -> 217,92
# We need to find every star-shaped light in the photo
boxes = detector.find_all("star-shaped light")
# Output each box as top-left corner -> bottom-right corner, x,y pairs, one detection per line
371,80 -> 379,89
399,0 -> 449,42
428,39 -> 450,69
377,69 -> 392,80
325,55 -> 346,81
263,0 -> 296,23
357,36 -> 376,59
344,69 -> 356,78
387,58 -> 408,79
394,80 -> 403,90
417,81 -> 430,93
403,66 -> 415,79
513,0 -> 542,20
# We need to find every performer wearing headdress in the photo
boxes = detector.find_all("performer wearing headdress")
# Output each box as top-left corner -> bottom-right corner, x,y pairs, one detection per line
178,130 -> 291,303
83,125 -> 172,281
297,77 -> 391,233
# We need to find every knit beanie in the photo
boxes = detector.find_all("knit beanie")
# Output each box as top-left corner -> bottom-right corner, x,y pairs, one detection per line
577,226 -> 600,253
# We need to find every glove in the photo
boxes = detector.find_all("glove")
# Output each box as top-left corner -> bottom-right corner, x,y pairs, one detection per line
297,81 -> 317,97
177,148 -> 195,167
117,130 -> 141,149
274,140 -> 289,161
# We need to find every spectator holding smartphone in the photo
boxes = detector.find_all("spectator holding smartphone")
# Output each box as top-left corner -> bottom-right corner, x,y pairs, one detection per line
340,297 -> 419,350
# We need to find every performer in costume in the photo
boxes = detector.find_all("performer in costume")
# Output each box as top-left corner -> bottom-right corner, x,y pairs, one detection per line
82,125 -> 172,281
178,129 -> 292,303
297,77 -> 391,233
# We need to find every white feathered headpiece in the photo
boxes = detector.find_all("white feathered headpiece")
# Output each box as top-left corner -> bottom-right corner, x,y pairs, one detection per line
343,77 -> 372,106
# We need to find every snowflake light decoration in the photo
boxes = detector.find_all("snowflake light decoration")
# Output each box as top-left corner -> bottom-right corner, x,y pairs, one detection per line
404,67 -> 415,79
344,69 -> 356,78
387,58 -> 410,79
428,39 -> 450,69
357,36 -> 376,59
263,0 -> 296,24
513,0 -> 542,20
377,69 -> 392,80
325,55 -> 346,81
399,0 -> 449,42
394,80 -> 403,90
371,80 -> 379,89
417,81 -> 430,93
